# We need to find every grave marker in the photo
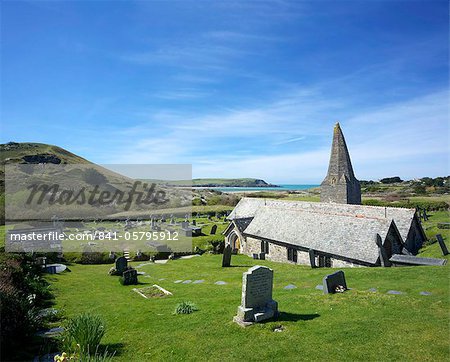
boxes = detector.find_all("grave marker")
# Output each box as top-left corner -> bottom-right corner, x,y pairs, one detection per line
121,269 -> 138,285
210,225 -> 217,235
222,244 -> 232,267
323,270 -> 347,294
115,256 -> 128,275
436,234 -> 449,256
234,265 -> 278,326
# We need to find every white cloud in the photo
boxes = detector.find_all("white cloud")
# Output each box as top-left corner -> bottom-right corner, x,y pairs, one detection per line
111,87 -> 448,182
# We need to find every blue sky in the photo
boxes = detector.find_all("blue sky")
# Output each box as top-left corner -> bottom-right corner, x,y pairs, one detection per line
1,0 -> 448,183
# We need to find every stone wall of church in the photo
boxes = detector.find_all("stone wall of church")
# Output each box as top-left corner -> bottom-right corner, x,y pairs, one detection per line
243,236 -> 365,268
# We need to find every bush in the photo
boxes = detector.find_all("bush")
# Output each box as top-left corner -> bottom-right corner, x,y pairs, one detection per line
174,301 -> 198,315
81,251 -> 114,265
64,313 -> 106,356
362,199 -> 449,211
0,253 -> 51,360
380,176 -> 403,184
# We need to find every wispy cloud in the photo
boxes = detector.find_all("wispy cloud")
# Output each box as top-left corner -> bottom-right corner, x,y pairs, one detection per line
273,136 -> 306,145
104,84 -> 447,182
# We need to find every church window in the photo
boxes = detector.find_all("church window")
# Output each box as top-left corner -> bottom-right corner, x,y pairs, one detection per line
287,248 -> 297,263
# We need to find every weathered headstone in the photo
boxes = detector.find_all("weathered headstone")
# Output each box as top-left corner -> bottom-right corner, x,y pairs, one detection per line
222,244 -> 232,267
234,266 -> 278,326
436,234 -> 449,256
121,269 -> 138,285
192,220 -> 196,226
115,256 -> 128,275
259,252 -> 265,260
323,270 -> 347,294
210,225 -> 217,235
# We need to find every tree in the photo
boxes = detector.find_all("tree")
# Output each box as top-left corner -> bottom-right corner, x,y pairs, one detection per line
380,176 -> 403,184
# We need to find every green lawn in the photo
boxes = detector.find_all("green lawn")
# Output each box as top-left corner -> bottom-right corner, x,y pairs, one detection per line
47,254 -> 449,361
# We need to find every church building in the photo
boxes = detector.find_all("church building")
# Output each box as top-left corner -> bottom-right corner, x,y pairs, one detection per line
224,123 -> 426,267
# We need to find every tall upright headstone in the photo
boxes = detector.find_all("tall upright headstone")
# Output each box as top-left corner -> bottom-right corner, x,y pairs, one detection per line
234,266 -> 278,326
222,244 -> 232,267
115,256 -> 128,275
210,225 -> 217,235
320,122 -> 361,205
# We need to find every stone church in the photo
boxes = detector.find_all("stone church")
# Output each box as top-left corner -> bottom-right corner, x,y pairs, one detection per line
224,123 -> 426,267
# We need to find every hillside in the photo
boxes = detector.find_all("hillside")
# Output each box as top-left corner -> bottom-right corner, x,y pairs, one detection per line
158,178 -> 278,187
0,142 -> 92,164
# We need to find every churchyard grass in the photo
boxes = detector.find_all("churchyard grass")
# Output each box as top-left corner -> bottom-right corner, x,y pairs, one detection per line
47,253 -> 449,361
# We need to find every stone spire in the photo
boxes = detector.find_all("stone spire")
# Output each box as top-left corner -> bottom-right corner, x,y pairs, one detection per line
320,122 -> 361,204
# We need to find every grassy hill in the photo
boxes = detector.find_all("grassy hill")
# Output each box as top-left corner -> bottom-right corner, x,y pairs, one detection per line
156,178 -> 277,187
0,142 -> 92,164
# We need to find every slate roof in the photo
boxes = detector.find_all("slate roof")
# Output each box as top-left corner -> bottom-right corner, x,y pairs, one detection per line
243,205 -> 395,264
228,197 -> 419,243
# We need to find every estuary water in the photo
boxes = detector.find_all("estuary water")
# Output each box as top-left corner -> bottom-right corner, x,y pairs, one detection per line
195,184 -> 319,193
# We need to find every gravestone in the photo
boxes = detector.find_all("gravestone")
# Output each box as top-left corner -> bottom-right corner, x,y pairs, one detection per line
234,265 -> 278,326
192,220 -> 196,226
222,244 -> 232,267
115,256 -> 128,275
323,270 -> 347,294
284,284 -> 296,290
436,234 -> 449,256
121,269 -> 138,285
437,222 -> 450,229
259,252 -> 265,260
210,225 -> 217,235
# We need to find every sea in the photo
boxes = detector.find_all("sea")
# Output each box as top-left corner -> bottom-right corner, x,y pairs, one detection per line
196,184 -> 319,193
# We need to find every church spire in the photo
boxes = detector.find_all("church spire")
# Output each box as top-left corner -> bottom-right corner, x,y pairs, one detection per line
321,122 -> 361,204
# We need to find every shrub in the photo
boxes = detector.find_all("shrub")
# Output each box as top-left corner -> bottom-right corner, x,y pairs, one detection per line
80,250 -> 114,264
64,313 -> 106,356
174,301 -> 198,315
362,199 -> 449,211
0,253 -> 50,359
